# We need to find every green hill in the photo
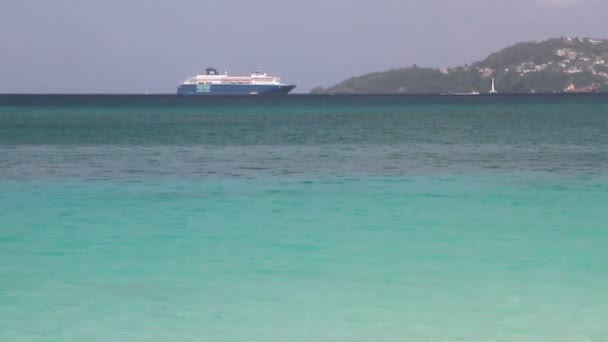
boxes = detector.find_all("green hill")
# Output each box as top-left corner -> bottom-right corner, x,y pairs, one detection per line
315,38 -> 608,94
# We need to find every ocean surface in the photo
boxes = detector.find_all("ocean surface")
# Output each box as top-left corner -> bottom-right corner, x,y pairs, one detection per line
1,94 -> 608,341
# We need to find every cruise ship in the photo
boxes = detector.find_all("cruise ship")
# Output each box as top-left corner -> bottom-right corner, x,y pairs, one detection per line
177,68 -> 296,95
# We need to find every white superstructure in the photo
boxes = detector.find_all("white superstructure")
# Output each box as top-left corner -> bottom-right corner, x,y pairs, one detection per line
182,68 -> 285,86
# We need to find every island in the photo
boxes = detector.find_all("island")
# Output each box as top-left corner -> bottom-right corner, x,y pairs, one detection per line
312,37 -> 608,94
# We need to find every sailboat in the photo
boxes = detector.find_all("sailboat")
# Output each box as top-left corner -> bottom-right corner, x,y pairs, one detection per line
489,78 -> 497,94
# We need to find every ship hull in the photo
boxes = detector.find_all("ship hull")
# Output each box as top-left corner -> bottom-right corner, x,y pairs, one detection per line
177,84 -> 296,95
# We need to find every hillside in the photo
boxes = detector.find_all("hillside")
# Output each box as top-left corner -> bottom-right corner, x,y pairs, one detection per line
315,37 -> 608,94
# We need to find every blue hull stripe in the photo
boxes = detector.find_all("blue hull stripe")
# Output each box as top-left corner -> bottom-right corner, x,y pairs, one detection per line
177,84 -> 296,95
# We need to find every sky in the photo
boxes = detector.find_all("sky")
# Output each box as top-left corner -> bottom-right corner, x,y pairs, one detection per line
1,0 -> 607,93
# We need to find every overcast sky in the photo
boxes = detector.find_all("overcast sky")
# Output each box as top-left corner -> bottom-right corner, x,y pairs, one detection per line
1,0 -> 607,93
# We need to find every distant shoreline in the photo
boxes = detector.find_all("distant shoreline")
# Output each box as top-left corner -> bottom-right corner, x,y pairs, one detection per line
321,37 -> 608,94
1,92 -> 608,97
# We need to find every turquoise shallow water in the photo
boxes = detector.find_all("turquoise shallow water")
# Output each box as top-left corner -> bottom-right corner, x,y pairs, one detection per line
1,95 -> 608,341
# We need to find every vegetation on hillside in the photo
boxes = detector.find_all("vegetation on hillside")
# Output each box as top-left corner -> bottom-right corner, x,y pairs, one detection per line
316,38 -> 608,94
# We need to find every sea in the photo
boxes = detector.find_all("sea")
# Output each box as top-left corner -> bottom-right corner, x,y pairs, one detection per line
1,94 -> 607,341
